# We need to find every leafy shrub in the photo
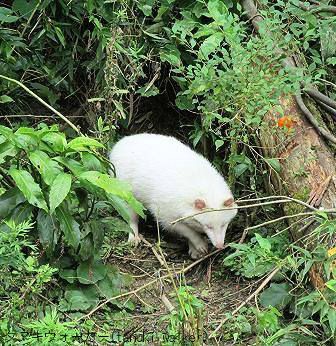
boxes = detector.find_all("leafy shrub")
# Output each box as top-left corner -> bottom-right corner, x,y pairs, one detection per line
0,124 -> 143,310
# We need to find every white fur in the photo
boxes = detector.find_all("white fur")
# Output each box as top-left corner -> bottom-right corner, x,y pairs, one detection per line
109,133 -> 237,259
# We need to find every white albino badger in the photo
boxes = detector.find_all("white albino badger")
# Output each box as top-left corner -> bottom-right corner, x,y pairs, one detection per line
109,133 -> 238,259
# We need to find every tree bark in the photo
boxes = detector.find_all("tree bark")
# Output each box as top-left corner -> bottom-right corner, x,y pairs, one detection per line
241,0 -> 336,289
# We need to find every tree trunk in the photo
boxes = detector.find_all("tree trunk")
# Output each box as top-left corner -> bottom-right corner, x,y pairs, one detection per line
241,0 -> 336,289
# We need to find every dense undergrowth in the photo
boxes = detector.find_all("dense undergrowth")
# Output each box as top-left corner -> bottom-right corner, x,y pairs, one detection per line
1,0 -> 336,345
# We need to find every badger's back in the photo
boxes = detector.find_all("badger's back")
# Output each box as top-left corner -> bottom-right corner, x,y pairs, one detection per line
109,134 -> 231,223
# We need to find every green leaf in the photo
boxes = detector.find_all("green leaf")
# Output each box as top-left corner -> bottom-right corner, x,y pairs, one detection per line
207,0 -> 228,23
15,127 -> 39,149
175,95 -> 194,110
37,210 -> 58,253
0,187 -> 25,219
59,269 -> 77,283
9,168 -> 48,211
81,152 -> 105,172
79,233 -> 94,261
55,27 -> 65,47
108,195 -> 131,222
67,136 -> 104,152
328,308 -> 336,334
136,85 -> 159,97
215,139 -> 224,150
12,0 -> 39,18
56,205 -> 80,250
265,158 -> 281,173
49,173 -> 72,213
0,140 -> 17,164
199,32 -> 224,59
41,132 -> 67,152
325,279 -> 336,293
260,283 -> 292,309
0,95 -> 13,103
160,45 -> 181,66
64,286 -> 99,311
29,150 -> 63,185
54,156 -> 85,176
255,234 -> 272,251
77,260 -> 107,284
79,171 -> 144,216
0,7 -> 19,23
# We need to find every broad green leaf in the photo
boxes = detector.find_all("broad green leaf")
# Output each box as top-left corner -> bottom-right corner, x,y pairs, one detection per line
54,156 -> 85,176
9,168 -> 48,211
0,140 -> 17,164
56,205 -> 80,250
81,152 -> 105,172
77,260 -> 107,284
160,45 -> 181,66
78,234 -> 94,261
64,286 -> 99,311
265,158 -> 281,173
67,136 -> 104,151
328,308 -> 336,334
9,202 -> 34,224
15,127 -> 39,149
0,187 -> 25,219
49,173 -> 72,213
207,0 -> 228,23
107,195 -> 131,222
59,269 -> 76,283
12,0 -> 39,18
29,150 -> 63,185
37,210 -> 58,254
0,95 -> 13,103
175,95 -> 194,110
136,85 -> 159,97
255,234 -> 272,251
325,279 -> 336,293
79,171 -> 144,217
199,32 -> 224,59
41,132 -> 67,152
260,283 -> 292,309
0,7 -> 19,23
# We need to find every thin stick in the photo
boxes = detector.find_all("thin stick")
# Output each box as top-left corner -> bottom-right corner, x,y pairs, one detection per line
210,267 -> 280,337
0,74 -> 80,134
78,247 -> 226,321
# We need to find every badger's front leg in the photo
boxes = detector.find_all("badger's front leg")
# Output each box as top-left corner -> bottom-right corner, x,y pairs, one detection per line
169,223 -> 208,259
127,209 -> 141,246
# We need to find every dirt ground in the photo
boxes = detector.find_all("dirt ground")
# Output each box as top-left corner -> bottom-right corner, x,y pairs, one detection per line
104,223 -> 258,345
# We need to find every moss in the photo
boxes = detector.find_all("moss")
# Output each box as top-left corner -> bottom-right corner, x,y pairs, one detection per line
284,187 -> 310,216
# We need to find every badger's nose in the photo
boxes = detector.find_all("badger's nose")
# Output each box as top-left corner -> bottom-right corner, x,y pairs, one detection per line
216,243 -> 224,249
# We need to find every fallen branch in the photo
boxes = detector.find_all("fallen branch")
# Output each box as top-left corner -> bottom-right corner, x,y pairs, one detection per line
210,267 -> 280,338
78,246 -> 226,321
0,74 -> 81,134
295,93 -> 336,144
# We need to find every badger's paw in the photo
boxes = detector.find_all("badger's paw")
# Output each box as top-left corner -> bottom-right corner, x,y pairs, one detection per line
188,239 -> 208,259
128,232 -> 141,247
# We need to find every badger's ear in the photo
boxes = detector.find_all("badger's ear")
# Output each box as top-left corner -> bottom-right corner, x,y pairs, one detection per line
223,198 -> 234,207
194,199 -> 206,210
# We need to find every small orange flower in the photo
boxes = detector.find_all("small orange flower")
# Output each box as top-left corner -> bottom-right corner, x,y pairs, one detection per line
277,116 -> 294,129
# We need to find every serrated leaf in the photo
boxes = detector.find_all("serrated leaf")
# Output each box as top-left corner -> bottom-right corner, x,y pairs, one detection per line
29,150 -> 62,185
260,283 -> 292,309
49,173 -> 72,213
56,205 -> 80,250
9,168 -> 48,211
77,260 -> 107,284
199,32 -> 224,59
67,136 -> 104,152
